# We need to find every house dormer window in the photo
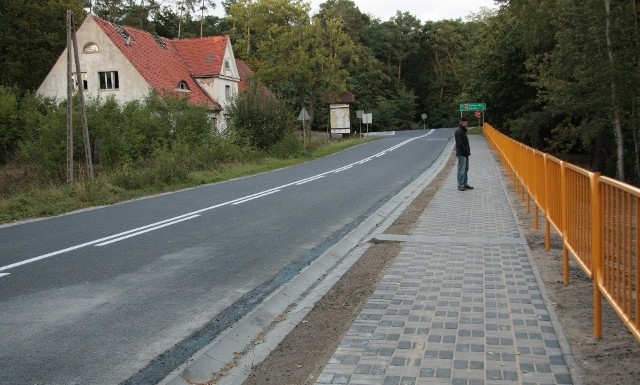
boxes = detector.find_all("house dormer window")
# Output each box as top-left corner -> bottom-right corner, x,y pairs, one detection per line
83,42 -> 99,53
176,81 -> 190,92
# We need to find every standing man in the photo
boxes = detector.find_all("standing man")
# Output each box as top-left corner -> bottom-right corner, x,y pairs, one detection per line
455,117 -> 473,191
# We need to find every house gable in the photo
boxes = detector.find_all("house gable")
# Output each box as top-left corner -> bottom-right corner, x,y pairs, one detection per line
37,16 -> 153,103
174,36 -> 240,110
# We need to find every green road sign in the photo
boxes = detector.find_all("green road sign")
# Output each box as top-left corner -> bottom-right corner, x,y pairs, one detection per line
459,103 -> 486,112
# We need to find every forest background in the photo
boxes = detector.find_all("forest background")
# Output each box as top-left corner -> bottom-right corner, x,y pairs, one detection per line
0,0 -> 639,217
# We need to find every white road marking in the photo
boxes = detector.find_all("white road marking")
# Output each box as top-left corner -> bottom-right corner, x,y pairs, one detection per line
1,130 -> 436,274
96,215 -> 201,246
295,175 -> 325,185
232,190 -> 281,205
333,165 -> 353,173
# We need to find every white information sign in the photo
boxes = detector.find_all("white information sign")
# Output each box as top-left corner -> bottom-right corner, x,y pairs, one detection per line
330,104 -> 351,134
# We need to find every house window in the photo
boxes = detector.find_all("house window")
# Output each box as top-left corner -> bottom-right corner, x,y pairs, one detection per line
99,71 -> 119,90
225,85 -> 231,100
72,72 -> 88,91
83,42 -> 99,53
176,81 -> 190,91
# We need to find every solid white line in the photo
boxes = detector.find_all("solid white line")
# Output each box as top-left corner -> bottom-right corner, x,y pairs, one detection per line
295,175 -> 325,185
227,188 -> 280,204
232,189 -> 280,205
0,239 -> 100,272
96,215 -> 201,246
91,213 -> 204,244
333,165 -> 353,173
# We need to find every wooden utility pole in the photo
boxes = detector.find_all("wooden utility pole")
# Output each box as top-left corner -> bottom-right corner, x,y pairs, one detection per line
200,0 -> 205,38
70,12 -> 94,181
66,11 -> 74,184
66,10 -> 94,183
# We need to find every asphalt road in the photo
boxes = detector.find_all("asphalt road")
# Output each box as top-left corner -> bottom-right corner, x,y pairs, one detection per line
0,128 -> 454,385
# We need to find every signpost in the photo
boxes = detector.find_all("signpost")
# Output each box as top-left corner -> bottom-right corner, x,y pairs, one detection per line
421,113 -> 427,130
475,110 -> 484,126
356,110 -> 364,137
297,107 -> 311,150
460,103 -> 486,126
362,113 -> 372,133
459,103 -> 486,112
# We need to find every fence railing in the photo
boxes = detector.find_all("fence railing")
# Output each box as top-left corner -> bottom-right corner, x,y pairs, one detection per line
484,123 -> 639,342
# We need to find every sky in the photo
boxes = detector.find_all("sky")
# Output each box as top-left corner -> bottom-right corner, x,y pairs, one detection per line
308,0 -> 500,21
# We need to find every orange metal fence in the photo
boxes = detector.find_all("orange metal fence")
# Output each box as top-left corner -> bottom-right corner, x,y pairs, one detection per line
484,123 -> 640,342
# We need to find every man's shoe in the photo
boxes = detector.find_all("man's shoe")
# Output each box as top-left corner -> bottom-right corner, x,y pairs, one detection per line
458,187 -> 465,191
464,185 -> 474,189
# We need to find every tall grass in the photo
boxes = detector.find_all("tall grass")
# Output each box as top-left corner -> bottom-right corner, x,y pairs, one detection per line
0,136 -> 371,224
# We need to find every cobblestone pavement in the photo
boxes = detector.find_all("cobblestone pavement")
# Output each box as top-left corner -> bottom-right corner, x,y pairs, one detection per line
316,135 -> 579,385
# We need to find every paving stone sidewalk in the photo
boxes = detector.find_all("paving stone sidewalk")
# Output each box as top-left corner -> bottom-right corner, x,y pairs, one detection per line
316,135 -> 579,385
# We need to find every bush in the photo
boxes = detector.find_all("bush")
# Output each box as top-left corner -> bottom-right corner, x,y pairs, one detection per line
0,86 -> 20,163
3,86 -> 300,193
108,148 -> 189,190
225,81 -> 297,150
268,132 -> 304,158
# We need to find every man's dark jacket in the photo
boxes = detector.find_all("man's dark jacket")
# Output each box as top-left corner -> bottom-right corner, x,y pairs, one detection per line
455,125 -> 471,157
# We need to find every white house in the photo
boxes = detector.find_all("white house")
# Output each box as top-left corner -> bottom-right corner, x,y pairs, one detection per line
38,15 -> 253,130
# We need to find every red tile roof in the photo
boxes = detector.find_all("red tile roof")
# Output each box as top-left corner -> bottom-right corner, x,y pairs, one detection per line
173,36 -> 229,77
92,16 -> 224,110
235,58 -> 254,93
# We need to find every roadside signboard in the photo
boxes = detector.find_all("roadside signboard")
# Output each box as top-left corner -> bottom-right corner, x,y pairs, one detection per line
459,103 -> 486,112
362,113 -> 372,133
330,104 -> 351,134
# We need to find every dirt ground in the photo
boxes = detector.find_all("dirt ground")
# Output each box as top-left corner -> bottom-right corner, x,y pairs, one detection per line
239,152 -> 640,385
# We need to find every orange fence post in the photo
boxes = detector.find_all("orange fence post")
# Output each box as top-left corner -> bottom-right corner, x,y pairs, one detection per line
533,149 -> 539,230
591,172 -> 603,339
544,154 -> 551,250
561,161 -> 569,286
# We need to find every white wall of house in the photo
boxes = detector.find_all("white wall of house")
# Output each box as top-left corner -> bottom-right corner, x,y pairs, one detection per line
37,17 -> 152,104
196,41 -> 239,132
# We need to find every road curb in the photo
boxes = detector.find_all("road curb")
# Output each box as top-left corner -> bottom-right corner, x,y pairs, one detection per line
158,139 -> 455,385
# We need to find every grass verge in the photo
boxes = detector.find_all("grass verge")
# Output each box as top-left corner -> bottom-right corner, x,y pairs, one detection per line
0,138 -> 372,225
